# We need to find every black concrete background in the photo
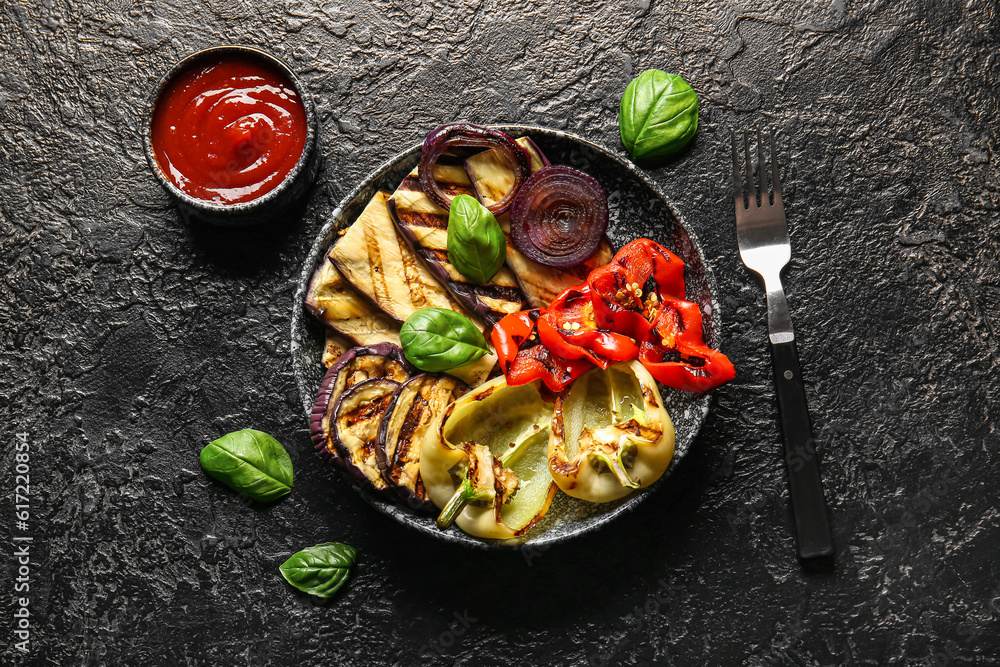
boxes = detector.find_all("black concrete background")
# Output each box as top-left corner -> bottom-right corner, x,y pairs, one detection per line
2,1 -> 999,665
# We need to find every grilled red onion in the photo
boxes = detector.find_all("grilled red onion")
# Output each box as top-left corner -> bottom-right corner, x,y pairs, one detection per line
419,123 -> 529,215
510,165 -> 609,268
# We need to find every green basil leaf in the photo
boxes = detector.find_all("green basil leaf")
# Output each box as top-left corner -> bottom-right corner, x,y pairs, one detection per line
199,429 -> 293,502
280,542 -> 357,598
619,69 -> 698,161
447,193 -> 507,285
400,307 -> 490,372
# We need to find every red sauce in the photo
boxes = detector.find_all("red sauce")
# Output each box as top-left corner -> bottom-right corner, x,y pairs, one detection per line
151,55 -> 307,204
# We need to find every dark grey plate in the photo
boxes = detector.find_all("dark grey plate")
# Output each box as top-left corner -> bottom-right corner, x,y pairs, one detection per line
291,125 -> 722,549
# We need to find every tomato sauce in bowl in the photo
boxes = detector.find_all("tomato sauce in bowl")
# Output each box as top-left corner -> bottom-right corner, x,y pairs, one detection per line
145,46 -> 319,225
151,55 -> 307,204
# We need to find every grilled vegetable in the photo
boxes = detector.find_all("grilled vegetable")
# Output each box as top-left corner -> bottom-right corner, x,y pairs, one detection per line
376,374 -> 468,509
549,361 -> 675,502
587,238 -> 687,340
324,191 -> 497,387
639,297 -> 736,392
465,137 -> 614,308
537,283 -> 639,368
328,191 -> 470,322
386,162 -> 527,327
465,136 -> 550,203
420,376 -> 558,539
322,330 -> 354,368
492,309 -> 593,393
435,440 -> 523,530
304,255 -> 400,347
510,165 -> 609,268
400,308 -> 490,373
587,238 -> 734,392
310,344 -> 412,467
332,378 -> 401,492
419,123 -> 530,215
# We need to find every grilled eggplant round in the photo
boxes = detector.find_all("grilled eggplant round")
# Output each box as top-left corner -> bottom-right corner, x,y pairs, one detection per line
309,344 -> 412,467
376,374 -> 469,510
332,378 -> 402,492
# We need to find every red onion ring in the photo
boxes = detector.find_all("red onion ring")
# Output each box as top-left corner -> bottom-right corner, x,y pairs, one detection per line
419,123 -> 530,215
510,166 -> 609,268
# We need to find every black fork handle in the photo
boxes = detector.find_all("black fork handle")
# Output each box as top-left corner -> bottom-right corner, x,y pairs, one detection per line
770,339 -> 835,566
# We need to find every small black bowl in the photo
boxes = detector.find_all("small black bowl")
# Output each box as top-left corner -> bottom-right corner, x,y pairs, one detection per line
143,45 -> 321,227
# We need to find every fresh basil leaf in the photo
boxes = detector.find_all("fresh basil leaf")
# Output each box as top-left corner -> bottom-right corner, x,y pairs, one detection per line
199,429 -> 293,502
280,542 -> 357,598
447,193 -> 507,284
619,69 -> 698,161
400,307 -> 490,372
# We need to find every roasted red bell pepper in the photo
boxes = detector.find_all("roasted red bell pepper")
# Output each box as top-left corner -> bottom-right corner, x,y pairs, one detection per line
587,238 -> 686,340
497,238 -> 734,394
639,297 -> 736,392
537,284 -> 639,368
492,309 -> 593,392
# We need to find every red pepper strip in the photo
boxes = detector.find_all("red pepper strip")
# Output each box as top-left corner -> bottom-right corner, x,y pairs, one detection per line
587,238 -> 687,341
639,298 -> 735,392
537,284 -> 639,369
492,310 -> 593,392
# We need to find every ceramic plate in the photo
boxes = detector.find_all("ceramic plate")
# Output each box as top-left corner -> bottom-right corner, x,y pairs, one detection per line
291,125 -> 721,549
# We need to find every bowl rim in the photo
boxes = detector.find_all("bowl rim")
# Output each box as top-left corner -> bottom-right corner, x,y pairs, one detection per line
142,44 -> 318,213
290,124 -> 721,550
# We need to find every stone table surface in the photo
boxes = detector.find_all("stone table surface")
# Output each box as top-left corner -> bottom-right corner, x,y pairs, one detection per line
2,1 -> 999,665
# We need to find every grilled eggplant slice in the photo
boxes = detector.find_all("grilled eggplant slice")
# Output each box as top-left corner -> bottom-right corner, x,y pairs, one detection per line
386,163 -> 527,327
332,378 -> 401,492
310,344 -> 413,467
376,374 -> 469,510
328,190 -> 498,387
304,255 -> 401,347
465,137 -> 614,308
465,136 -> 550,203
496,219 -> 613,308
329,191 -> 471,323
322,330 -> 354,368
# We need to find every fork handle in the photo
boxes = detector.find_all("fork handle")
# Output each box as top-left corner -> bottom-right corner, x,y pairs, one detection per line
770,339 -> 835,566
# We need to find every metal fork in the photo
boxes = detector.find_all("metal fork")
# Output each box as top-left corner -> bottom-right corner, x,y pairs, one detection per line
731,128 -> 834,566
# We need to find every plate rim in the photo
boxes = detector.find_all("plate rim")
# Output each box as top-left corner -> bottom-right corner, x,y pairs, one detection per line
290,124 -> 721,550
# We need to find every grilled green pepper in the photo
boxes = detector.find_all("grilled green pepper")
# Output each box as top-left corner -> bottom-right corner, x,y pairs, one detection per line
420,376 -> 557,539
549,361 -> 675,502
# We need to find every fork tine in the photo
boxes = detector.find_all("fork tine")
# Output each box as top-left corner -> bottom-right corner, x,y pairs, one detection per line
743,130 -> 756,208
731,129 -> 743,210
756,127 -> 767,205
770,127 -> 782,205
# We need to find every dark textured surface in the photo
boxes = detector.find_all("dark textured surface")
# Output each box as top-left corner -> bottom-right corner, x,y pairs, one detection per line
2,1 -> 999,665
